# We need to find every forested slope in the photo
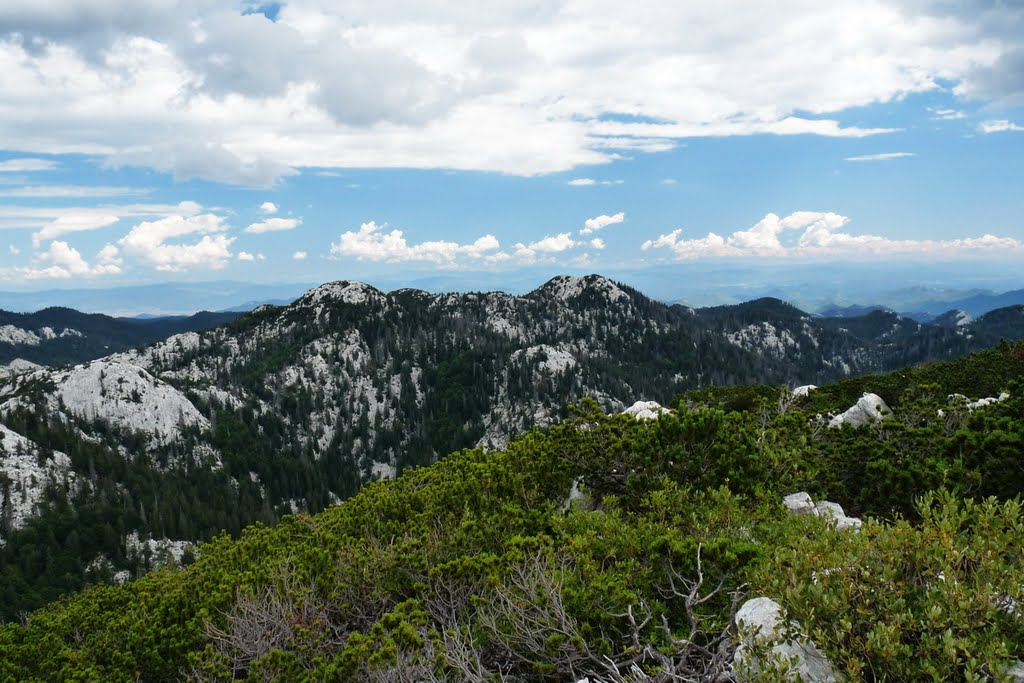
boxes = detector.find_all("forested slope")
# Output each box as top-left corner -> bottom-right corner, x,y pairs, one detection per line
1,342 -> 1022,681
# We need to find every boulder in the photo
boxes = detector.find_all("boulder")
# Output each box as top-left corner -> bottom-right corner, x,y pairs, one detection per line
782,493 -> 862,531
621,400 -> 670,421
792,385 -> 817,398
783,492 -> 816,516
734,597 -> 840,682
829,393 -> 889,428
813,501 -> 863,531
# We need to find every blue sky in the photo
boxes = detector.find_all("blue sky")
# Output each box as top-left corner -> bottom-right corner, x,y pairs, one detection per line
1,0 -> 1023,303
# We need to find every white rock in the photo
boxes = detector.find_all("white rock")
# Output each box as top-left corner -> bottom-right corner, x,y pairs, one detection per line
55,360 -> 209,447
0,358 -> 43,379
0,325 -> 42,346
792,385 -> 817,397
0,423 -> 76,535
1006,659 -> 1024,681
783,492 -> 816,516
814,501 -> 862,531
734,597 -> 840,682
621,400 -> 670,421
829,393 -> 889,428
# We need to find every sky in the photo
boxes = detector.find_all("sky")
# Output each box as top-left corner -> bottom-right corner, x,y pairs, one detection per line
0,0 -> 1023,305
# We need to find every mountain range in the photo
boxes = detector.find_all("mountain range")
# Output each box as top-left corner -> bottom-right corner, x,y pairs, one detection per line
1,274 -> 1023,617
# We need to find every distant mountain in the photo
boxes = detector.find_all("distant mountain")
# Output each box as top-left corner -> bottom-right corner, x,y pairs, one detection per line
817,304 -> 892,318
2,274 -> 1024,618
0,281 -> 314,316
934,289 -> 1024,318
0,307 -> 243,365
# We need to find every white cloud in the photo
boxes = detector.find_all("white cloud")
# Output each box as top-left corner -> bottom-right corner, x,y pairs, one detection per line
529,233 -> 576,253
33,214 -> 120,245
979,120 -> 1024,133
512,232 -> 578,263
0,158 -> 59,172
845,152 -> 915,162
581,212 -> 625,235
8,244 -> 19,254
590,238 -> 606,250
18,240 -> 122,279
0,2 -> 1018,181
292,250 -> 308,260
260,201 -> 279,214
569,178 -> 624,187
0,185 -> 148,198
244,217 -> 302,233
928,107 -> 966,121
642,211 -> 1024,261
0,201 -> 203,239
119,213 -> 234,271
237,251 -> 256,261
660,178 -> 678,185
330,221 -> 502,265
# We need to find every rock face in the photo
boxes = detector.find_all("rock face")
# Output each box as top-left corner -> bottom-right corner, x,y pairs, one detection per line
734,597 -> 840,682
829,392 -> 889,428
783,492 -> 862,531
792,384 -> 817,397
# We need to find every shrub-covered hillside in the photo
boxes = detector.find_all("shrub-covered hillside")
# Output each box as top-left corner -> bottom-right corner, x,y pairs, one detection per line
1,342 -> 1023,682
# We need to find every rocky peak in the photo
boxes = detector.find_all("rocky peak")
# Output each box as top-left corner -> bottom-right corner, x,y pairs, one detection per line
296,280 -> 384,307
533,274 -> 631,304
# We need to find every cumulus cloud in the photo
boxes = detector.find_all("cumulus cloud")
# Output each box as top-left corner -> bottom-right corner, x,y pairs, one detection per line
0,2 -> 1020,181
8,244 -> 20,254
18,240 -> 122,279
119,213 -> 234,271
260,202 -> 278,214
581,212 -> 625,235
979,120 -> 1024,133
0,158 -> 59,172
845,152 -> 915,161
512,233 -> 577,263
237,251 -> 255,261
331,221 -> 502,265
244,217 -> 302,233
590,238 -> 606,250
642,211 -> 1024,261
292,250 -> 307,260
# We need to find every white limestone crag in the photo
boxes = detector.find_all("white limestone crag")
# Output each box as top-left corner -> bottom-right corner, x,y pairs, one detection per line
0,325 -> 83,346
54,360 -> 209,447
0,358 -> 43,380
297,280 -> 383,307
828,392 -> 889,428
621,400 -> 670,421
542,275 -> 630,304
0,423 -> 76,538
733,597 -> 840,682
792,385 -> 817,397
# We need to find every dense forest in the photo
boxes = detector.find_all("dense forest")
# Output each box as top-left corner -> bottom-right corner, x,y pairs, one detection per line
2,276 -> 1024,623
1,340 -> 1022,680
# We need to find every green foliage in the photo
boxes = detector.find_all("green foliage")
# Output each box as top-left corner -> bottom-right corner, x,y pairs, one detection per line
0,341 -> 1023,680
752,491 -> 1024,681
